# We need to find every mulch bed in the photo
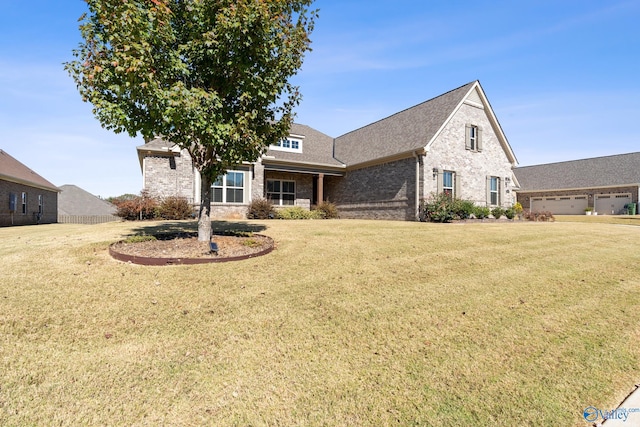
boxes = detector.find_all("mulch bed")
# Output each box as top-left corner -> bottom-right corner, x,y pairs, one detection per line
109,232 -> 274,265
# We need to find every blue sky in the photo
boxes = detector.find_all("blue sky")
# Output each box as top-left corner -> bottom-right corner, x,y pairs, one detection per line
1,0 -> 638,198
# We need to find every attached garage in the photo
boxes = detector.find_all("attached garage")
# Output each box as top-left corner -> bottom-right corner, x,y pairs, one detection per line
531,195 -> 588,215
514,152 -> 640,216
595,193 -> 631,215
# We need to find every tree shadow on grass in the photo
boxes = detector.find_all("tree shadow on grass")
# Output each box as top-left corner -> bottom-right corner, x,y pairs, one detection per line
127,220 -> 268,238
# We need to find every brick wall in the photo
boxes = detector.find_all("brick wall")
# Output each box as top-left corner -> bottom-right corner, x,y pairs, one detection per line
143,151 -> 196,202
0,181 -> 58,226
326,157 -> 418,220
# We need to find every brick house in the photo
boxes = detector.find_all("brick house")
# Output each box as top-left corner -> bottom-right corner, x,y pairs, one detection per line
137,81 -> 520,220
514,152 -> 640,215
0,149 -> 59,226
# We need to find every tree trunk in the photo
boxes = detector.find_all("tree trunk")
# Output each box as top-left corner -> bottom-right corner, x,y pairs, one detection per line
198,171 -> 213,242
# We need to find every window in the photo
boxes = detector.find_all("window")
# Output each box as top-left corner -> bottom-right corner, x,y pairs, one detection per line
212,171 -> 245,204
442,171 -> 455,198
490,177 -> 500,205
465,124 -> 482,152
267,179 -> 295,206
38,195 -> 43,214
271,136 -> 303,153
21,192 -> 27,214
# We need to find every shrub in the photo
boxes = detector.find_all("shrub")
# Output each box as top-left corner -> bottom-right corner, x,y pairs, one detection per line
420,193 -> 455,223
513,202 -> 523,215
523,210 -> 555,222
452,199 -> 476,219
114,190 -> 158,220
474,206 -> 490,219
314,201 -> 339,219
158,196 -> 192,220
504,208 -> 516,220
276,206 -> 314,220
491,206 -> 504,219
247,198 -> 276,219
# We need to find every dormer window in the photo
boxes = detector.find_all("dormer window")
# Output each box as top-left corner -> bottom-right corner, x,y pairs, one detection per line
271,135 -> 303,153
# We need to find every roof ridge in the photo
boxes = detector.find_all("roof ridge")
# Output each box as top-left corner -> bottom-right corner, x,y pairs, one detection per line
516,151 -> 640,169
335,81 -> 477,139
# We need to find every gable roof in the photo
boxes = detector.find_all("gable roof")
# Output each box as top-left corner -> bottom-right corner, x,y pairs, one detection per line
514,152 -> 640,191
0,149 -> 59,192
58,184 -> 117,216
333,82 -> 475,166
332,80 -> 517,168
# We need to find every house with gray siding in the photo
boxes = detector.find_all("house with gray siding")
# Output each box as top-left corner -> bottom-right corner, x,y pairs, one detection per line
514,152 -> 640,215
137,81 -> 519,220
0,149 -> 59,226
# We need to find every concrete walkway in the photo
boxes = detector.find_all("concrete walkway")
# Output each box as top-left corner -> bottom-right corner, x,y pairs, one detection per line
596,384 -> 640,426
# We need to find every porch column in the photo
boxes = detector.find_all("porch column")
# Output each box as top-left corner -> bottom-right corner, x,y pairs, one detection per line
317,173 -> 324,204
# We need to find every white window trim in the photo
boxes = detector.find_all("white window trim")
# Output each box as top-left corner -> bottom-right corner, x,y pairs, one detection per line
212,170 -> 247,204
21,192 -> 27,215
490,176 -> 500,206
270,135 -> 304,153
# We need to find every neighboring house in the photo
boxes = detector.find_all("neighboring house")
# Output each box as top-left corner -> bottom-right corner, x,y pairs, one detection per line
0,149 -> 59,226
58,184 -> 119,224
514,152 -> 640,215
137,81 -> 519,220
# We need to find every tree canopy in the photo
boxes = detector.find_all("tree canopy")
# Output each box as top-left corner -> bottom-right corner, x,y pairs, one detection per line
66,0 -> 316,239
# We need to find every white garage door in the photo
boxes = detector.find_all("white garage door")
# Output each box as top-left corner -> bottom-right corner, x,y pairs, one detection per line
531,195 -> 588,215
595,193 -> 631,215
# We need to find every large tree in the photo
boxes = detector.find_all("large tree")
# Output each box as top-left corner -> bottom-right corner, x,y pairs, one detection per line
66,0 -> 316,240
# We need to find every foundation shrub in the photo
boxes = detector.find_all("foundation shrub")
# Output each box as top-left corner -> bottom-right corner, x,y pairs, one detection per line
247,198 -> 276,219
313,201 -> 339,219
474,206 -> 491,219
276,206 -> 315,220
491,207 -> 505,219
524,210 -> 556,222
158,196 -> 193,220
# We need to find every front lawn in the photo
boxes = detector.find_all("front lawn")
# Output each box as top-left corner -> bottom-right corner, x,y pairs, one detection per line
1,219 -> 638,426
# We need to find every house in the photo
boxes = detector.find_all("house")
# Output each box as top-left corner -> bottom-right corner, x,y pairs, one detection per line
514,152 -> 640,215
0,149 -> 59,226
137,81 -> 519,220
58,184 -> 119,224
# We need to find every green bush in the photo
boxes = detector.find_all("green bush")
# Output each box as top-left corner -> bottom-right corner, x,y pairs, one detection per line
474,206 -> 490,219
314,201 -> 339,219
504,208 -> 516,220
420,193 -> 452,222
491,206 -> 504,219
452,199 -> 476,219
276,206 -> 314,219
158,196 -> 193,220
247,198 -> 276,219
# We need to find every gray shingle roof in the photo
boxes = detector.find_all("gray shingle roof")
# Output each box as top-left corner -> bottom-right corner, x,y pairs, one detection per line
58,184 -> 117,216
264,123 -> 344,167
333,81 -> 476,166
514,152 -> 640,191
0,149 -> 59,191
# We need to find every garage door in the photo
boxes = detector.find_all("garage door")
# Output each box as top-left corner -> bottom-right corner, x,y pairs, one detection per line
531,195 -> 588,215
595,193 -> 631,215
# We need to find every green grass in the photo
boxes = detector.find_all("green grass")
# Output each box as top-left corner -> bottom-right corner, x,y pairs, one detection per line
1,219 -> 639,426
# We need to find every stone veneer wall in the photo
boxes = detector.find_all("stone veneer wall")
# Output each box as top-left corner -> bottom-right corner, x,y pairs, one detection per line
425,102 -> 516,207
0,181 -> 58,226
326,157 -> 418,220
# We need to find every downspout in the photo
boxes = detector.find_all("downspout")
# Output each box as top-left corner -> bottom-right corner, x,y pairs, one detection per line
413,151 -> 423,221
